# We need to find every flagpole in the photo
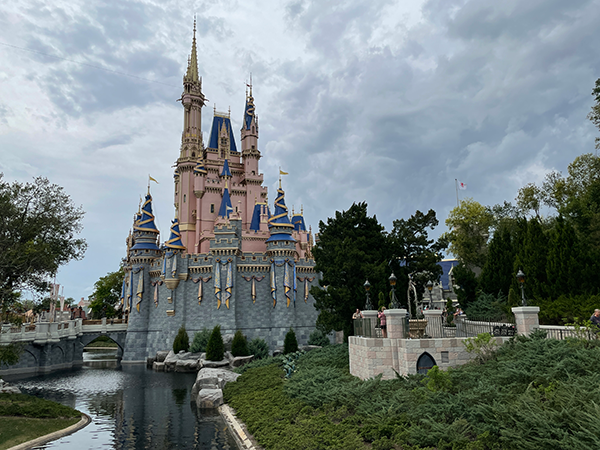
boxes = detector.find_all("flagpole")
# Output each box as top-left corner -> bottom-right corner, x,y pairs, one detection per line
455,179 -> 459,207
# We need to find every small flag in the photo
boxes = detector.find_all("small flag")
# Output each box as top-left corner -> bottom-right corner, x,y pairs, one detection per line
226,205 -> 234,211
279,169 -> 288,175
458,181 -> 467,190
149,175 -> 159,184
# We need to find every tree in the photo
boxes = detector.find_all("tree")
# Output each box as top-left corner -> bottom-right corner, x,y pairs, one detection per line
588,77 -> 600,150
444,198 -> 493,269
452,264 -> 478,311
173,326 -> 189,353
231,330 -> 250,357
479,225 -> 514,297
310,203 -> 390,338
388,209 -> 446,310
89,268 -> 125,319
0,175 -> 86,314
205,325 -> 224,361
284,328 -> 298,354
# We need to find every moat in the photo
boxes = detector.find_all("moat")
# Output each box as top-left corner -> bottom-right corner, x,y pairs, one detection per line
5,350 -> 238,449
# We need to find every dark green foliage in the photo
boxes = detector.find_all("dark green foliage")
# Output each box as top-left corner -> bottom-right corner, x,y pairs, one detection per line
89,268 -> 124,319
231,330 -> 250,357
233,354 -> 284,375
189,327 -> 211,353
247,337 -> 269,360
464,292 -> 507,321
311,202 -> 391,339
0,343 -> 23,367
225,339 -> 600,450
532,294 -> 600,325
283,328 -> 298,354
479,226 -> 514,297
308,329 -> 330,347
205,325 -> 224,361
0,175 -> 87,314
0,393 -> 80,418
546,216 -> 584,297
451,264 -> 478,310
388,209 -> 447,309
172,326 -> 189,353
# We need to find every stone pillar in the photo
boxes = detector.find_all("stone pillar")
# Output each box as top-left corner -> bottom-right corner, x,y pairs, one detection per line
362,310 -> 378,338
34,322 -> 49,344
423,309 -> 443,338
512,306 -> 540,336
384,309 -> 407,339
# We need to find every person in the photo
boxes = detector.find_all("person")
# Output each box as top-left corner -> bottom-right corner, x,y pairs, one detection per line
352,309 -> 363,320
378,307 -> 387,338
590,309 -> 600,330
78,306 -> 87,320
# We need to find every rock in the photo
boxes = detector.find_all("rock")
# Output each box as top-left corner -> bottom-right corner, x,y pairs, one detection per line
146,357 -> 156,368
175,360 -> 197,373
191,368 -> 240,399
0,379 -> 21,394
196,388 -> 223,408
202,359 -> 230,369
155,351 -> 169,362
230,355 -> 254,368
273,348 -> 283,357
152,361 -> 165,371
300,345 -> 321,352
222,334 -> 234,351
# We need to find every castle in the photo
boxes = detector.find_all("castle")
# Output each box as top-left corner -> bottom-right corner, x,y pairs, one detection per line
120,23 -> 319,362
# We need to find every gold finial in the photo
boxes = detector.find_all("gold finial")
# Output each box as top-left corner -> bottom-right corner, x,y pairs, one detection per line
214,103 -> 216,114
301,205 -> 304,215
249,72 -> 253,96
193,14 -> 197,38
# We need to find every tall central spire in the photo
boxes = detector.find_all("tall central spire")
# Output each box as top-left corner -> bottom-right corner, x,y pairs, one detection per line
185,17 -> 200,84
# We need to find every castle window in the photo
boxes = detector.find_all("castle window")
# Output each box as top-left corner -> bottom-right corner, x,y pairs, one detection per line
183,194 -> 186,203
251,145 -> 255,149
192,152 -> 195,157
252,171 -> 255,175
210,204 -> 215,213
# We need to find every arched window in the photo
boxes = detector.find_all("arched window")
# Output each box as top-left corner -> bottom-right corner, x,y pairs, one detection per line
416,352 -> 436,375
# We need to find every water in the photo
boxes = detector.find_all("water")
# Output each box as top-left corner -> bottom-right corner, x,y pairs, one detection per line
5,352 -> 238,450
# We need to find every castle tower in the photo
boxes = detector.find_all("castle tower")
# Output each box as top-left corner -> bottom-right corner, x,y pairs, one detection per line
266,179 -> 297,259
129,190 -> 161,263
175,19 -> 207,251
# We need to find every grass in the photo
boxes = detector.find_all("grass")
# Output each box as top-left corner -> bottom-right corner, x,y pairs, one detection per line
0,393 -> 82,449
84,340 -> 118,348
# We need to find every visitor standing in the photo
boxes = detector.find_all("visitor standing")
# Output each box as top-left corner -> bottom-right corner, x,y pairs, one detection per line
590,309 -> 600,331
352,309 -> 363,320
378,307 -> 387,338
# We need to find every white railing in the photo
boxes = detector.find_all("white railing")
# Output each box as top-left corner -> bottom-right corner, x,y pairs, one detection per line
0,318 -> 128,345
537,325 -> 598,340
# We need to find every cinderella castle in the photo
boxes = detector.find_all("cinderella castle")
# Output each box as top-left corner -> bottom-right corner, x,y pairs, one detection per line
120,24 -> 319,362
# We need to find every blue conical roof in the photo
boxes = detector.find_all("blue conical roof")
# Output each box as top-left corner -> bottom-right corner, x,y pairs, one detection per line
218,183 -> 233,218
165,218 -> 186,249
194,161 -> 207,175
221,159 -> 231,177
268,185 -> 293,228
134,194 -> 159,232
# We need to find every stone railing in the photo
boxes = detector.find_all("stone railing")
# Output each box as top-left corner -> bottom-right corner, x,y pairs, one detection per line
0,318 -> 128,345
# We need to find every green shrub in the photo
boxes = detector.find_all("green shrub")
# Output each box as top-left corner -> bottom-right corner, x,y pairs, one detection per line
189,327 -> 211,353
307,329 -> 330,347
231,330 -> 250,357
248,337 -> 269,360
172,326 -> 189,353
205,325 -> 224,361
283,328 -> 298,354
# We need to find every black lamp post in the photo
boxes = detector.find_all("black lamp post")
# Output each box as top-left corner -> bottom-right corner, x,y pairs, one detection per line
426,280 -> 433,307
516,269 -> 527,306
364,279 -> 373,310
389,273 -> 400,309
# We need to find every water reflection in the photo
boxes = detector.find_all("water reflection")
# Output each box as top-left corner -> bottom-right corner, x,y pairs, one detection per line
8,365 -> 238,449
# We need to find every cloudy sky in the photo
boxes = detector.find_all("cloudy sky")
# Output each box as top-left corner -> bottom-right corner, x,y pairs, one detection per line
1,0 -> 599,300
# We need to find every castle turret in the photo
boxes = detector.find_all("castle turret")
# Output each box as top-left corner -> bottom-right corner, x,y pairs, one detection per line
266,179 -> 296,258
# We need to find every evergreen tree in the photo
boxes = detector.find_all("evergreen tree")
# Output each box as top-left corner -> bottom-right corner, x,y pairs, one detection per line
546,216 -> 583,297
479,226 -> 514,297
519,218 -> 549,300
231,330 -> 250,357
172,326 -> 189,353
311,202 -> 390,338
284,328 -> 298,354
205,325 -> 225,361
452,264 -> 478,311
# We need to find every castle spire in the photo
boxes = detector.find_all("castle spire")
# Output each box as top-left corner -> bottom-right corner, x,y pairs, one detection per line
184,16 -> 200,83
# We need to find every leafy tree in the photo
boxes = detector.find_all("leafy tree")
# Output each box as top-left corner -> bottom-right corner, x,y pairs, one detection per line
388,209 -> 446,310
89,268 -> 124,319
284,328 -> 298,354
231,330 -> 250,357
0,175 -> 86,314
516,183 -> 543,218
452,264 -> 478,311
444,198 -> 493,269
206,325 -> 224,361
588,77 -> 600,149
172,326 -> 189,353
310,203 -> 390,338
0,343 -> 23,367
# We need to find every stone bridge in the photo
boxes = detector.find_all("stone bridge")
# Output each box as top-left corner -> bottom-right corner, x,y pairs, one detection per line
0,319 -> 128,376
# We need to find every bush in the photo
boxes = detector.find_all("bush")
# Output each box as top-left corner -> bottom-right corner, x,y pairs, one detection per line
283,328 -> 298,354
231,330 -> 250,357
190,327 -> 211,353
205,325 -> 224,361
172,326 -> 189,353
248,337 -> 269,360
307,329 -> 330,347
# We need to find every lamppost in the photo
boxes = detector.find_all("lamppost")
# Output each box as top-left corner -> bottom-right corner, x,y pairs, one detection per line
426,280 -> 433,308
516,269 -> 527,306
389,273 -> 400,309
364,279 -> 373,310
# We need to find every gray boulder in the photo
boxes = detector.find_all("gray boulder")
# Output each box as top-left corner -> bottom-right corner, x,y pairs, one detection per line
191,368 -> 240,399
0,379 -> 21,394
196,388 -> 223,408
175,359 -> 198,372
155,351 -> 169,362
152,361 -> 165,371
230,355 -> 254,368
202,359 -> 230,369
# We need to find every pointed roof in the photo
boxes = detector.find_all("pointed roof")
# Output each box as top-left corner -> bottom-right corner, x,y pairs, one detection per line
292,213 -> 306,232
221,158 -> 231,177
244,88 -> 255,130
165,218 -> 186,249
268,181 -> 293,228
134,193 -> 159,233
194,160 -> 207,175
184,18 -> 200,84
218,182 -> 233,218
208,114 -> 238,152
